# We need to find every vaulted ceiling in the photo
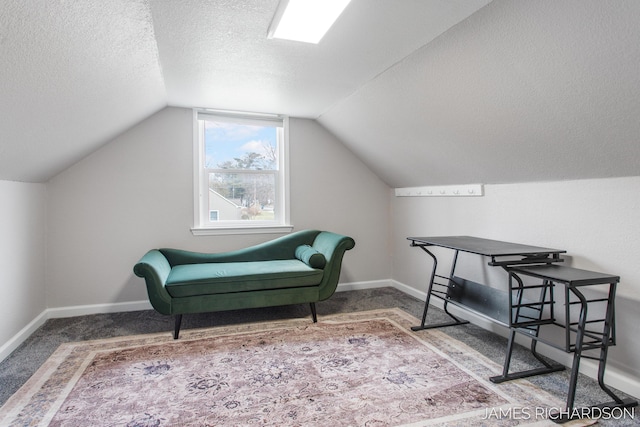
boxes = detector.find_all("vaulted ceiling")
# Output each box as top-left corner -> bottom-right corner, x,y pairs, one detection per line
2,1 -> 639,186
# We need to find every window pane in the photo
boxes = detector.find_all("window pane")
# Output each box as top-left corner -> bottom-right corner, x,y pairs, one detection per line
204,121 -> 278,171
194,110 -> 289,232
208,172 -> 276,221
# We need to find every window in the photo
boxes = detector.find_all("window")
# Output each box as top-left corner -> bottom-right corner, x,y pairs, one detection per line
192,110 -> 291,235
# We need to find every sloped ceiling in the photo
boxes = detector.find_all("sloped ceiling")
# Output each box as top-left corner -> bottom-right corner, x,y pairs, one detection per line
150,0 -> 490,117
318,0 -> 640,187
0,0 -> 166,183
2,0 -> 640,186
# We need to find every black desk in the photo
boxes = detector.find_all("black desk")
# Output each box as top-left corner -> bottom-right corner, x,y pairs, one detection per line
408,236 -> 636,420
408,236 -> 565,330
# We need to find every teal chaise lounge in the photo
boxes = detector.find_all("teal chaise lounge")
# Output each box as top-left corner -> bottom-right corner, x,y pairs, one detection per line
133,229 -> 355,338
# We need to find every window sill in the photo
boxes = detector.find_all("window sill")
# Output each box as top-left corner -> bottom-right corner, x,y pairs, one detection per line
191,224 -> 294,236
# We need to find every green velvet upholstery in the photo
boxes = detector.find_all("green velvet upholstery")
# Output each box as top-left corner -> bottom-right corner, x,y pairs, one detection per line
294,245 -> 326,269
166,260 -> 323,297
133,230 -> 355,338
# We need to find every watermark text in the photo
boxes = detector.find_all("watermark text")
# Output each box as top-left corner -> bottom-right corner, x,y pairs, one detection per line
482,406 -> 635,421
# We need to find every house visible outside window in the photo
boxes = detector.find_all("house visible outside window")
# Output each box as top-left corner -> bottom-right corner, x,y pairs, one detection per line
192,110 -> 292,235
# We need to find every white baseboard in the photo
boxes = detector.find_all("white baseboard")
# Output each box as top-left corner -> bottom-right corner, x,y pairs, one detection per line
0,311 -> 49,363
389,279 -> 427,301
45,300 -> 153,319
389,279 -> 640,401
0,300 -> 152,363
2,284 -> 394,363
337,279 -> 392,292
3,281 -> 640,400
1,284 -> 392,362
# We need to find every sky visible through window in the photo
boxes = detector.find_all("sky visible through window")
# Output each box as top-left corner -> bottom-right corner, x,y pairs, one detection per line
204,121 -> 277,169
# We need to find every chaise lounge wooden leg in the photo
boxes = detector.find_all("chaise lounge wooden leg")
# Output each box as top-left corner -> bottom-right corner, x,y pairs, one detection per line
310,303 -> 317,323
174,314 -> 182,339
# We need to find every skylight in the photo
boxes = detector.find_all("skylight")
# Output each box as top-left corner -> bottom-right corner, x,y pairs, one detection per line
268,0 -> 352,44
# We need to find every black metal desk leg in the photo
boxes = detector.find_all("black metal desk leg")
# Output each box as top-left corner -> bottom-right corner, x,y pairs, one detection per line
492,272 -> 519,382
565,287 -> 588,412
596,282 -> 619,403
592,283 -> 638,410
491,273 -> 564,384
528,280 -> 559,369
496,330 -> 517,381
411,247 -> 468,331
412,246 -> 438,330
552,286 -> 632,423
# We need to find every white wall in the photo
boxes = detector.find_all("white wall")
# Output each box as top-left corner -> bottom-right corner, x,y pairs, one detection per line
0,180 -> 47,356
45,107 -> 391,308
289,119 -> 391,284
392,176 -> 640,393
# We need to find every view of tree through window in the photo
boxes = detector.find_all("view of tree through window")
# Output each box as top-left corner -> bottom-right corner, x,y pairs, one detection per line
199,115 -> 283,223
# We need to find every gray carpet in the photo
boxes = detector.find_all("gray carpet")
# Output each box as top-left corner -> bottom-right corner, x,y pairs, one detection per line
1,287 -> 637,425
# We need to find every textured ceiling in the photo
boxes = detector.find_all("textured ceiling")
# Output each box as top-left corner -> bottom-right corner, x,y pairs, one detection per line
2,0 -> 639,187
0,0 -> 166,182
0,0 -> 488,182
150,0 -> 491,117
0,0 -> 489,183
318,0 -> 640,187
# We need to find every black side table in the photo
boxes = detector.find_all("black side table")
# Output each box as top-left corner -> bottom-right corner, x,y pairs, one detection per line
501,265 -> 637,421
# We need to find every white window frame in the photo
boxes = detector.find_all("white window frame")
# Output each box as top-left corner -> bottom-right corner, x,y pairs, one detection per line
191,109 -> 292,235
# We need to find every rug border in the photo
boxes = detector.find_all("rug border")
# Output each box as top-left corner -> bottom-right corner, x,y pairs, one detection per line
0,308 -> 567,426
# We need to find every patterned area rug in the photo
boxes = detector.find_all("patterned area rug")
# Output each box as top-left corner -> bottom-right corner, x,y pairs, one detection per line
1,308 -> 573,426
